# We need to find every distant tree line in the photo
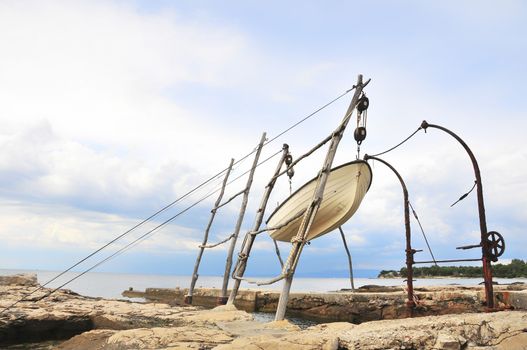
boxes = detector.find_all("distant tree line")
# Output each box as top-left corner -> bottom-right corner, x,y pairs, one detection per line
378,259 -> 527,278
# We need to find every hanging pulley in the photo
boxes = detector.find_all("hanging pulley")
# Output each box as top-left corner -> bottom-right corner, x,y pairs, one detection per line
357,95 -> 369,113
285,152 -> 295,194
285,152 -> 294,179
354,92 -> 369,153
354,126 -> 367,144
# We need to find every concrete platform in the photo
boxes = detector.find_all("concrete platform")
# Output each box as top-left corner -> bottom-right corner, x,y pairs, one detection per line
122,284 -> 527,323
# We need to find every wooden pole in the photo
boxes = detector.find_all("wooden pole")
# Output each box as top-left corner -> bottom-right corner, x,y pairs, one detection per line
338,227 -> 355,291
274,74 -> 370,321
227,144 -> 289,305
219,132 -> 266,304
185,158 -> 234,304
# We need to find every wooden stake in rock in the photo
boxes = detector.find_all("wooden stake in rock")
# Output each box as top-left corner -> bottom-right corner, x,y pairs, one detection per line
227,144 -> 290,305
218,132 -> 266,304
185,158 -> 234,305
274,74 -> 370,321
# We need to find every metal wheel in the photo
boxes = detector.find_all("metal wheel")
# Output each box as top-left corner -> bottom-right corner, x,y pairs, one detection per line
485,231 -> 505,262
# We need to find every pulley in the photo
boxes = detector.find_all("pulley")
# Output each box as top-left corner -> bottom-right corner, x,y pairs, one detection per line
357,95 -> 369,113
285,152 -> 294,194
287,167 -> 295,179
354,92 -> 369,158
354,126 -> 367,144
485,231 -> 505,262
285,154 -> 293,166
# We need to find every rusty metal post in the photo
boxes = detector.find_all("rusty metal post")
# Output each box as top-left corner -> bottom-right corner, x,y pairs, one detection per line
364,154 -> 415,311
420,120 -> 494,309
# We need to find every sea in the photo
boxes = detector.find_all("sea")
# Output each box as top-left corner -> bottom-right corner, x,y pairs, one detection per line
1,268 -> 526,300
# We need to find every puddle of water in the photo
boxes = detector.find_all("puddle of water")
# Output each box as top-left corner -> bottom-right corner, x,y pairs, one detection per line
252,312 -> 319,329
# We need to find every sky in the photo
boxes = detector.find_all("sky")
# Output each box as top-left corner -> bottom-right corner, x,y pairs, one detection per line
0,0 -> 526,283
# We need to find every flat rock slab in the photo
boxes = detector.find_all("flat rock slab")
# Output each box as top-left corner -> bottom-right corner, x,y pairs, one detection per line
0,274 -> 38,287
218,311 -> 527,350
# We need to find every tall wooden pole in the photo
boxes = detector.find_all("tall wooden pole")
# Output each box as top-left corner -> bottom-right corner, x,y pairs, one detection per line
338,227 -> 355,291
274,74 -> 369,321
219,132 -> 266,304
185,158 -> 234,304
227,144 -> 290,305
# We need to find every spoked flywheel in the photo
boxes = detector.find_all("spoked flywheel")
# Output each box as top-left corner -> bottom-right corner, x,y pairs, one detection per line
485,231 -> 505,262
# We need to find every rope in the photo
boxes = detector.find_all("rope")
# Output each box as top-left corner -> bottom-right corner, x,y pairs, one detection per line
450,180 -> 477,207
216,189 -> 245,210
265,87 -> 354,146
408,201 -> 438,266
200,234 -> 234,249
369,127 -> 422,157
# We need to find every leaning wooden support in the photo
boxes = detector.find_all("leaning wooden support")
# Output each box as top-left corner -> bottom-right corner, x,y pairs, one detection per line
338,226 -> 355,291
274,74 -> 370,321
219,132 -> 267,304
185,158 -> 234,304
226,143 -> 290,305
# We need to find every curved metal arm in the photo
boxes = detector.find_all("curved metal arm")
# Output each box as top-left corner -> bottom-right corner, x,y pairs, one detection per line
420,120 -> 495,309
364,154 -> 415,309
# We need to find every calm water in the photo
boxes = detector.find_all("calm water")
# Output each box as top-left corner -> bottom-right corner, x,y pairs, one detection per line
2,269 -> 526,299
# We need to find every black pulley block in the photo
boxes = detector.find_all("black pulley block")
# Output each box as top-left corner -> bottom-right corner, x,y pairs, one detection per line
354,126 -> 367,143
357,96 -> 369,112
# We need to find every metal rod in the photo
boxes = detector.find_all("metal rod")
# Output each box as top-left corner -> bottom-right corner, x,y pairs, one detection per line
409,202 -> 438,265
338,227 -> 355,291
273,239 -> 284,268
219,132 -> 267,304
414,258 -> 482,264
421,121 -> 494,309
364,154 -> 415,310
227,143 -> 289,305
186,158 -> 234,304
275,74 -> 370,321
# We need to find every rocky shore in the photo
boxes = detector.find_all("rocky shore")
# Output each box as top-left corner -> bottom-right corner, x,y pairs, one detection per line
1,274 -> 527,349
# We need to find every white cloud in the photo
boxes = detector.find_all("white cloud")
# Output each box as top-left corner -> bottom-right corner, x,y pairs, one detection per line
0,0 -> 525,275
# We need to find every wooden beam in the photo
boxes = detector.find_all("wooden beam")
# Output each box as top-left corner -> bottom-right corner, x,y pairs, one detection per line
185,158 -> 234,304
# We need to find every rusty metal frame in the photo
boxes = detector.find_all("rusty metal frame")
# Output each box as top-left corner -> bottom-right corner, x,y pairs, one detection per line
364,154 -> 415,310
420,120 -> 495,308
365,120 -> 500,310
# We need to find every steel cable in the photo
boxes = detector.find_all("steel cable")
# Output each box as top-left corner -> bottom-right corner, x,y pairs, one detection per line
369,127 -> 422,157
0,87 -> 354,314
